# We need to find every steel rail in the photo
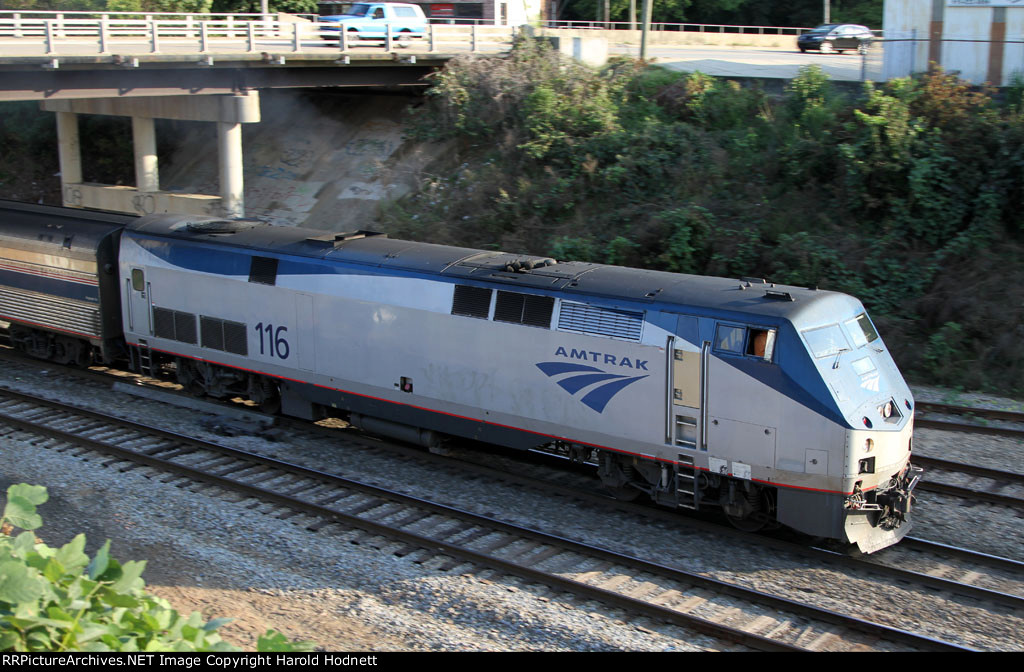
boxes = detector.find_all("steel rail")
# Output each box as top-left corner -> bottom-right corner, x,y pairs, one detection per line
903,537 -> 1024,574
914,455 -> 1024,486
916,479 -> 1024,509
0,387 -> 975,652
1,351 -> 1019,615
915,418 -> 1024,439
916,402 -> 1024,424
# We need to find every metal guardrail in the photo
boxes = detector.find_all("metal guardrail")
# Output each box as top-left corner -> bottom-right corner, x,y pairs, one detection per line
540,19 -> 813,35
0,14 -> 518,58
0,12 -> 832,60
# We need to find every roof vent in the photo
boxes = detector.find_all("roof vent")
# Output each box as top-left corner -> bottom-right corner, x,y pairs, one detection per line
306,230 -> 388,247
764,290 -> 795,301
503,258 -> 557,273
183,219 -> 260,234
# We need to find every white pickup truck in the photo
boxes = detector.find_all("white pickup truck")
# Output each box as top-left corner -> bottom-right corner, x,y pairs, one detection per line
318,3 -> 428,43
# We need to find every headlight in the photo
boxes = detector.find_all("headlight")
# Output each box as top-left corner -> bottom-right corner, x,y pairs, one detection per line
882,401 -> 893,418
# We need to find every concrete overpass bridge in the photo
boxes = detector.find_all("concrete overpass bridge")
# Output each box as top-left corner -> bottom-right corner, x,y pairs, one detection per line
0,12 -> 580,219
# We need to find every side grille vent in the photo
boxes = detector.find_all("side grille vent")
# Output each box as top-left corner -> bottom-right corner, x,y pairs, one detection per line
495,291 -> 554,328
153,307 -> 197,345
249,256 -> 279,286
201,316 -> 248,356
451,285 -> 492,319
557,301 -> 644,342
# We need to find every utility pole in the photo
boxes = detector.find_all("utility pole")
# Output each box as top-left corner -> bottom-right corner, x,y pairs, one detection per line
640,0 -> 651,60
824,0 -> 830,24
630,0 -> 636,31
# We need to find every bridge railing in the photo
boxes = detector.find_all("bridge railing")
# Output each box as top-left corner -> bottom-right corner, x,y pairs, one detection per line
0,13 -> 519,56
539,19 -> 812,35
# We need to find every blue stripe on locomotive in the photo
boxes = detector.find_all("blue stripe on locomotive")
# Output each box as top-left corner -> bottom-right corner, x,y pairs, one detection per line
128,232 -> 850,427
0,267 -> 99,303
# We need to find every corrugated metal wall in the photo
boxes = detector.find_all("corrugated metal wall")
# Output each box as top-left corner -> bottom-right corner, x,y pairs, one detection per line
883,0 -> 1024,85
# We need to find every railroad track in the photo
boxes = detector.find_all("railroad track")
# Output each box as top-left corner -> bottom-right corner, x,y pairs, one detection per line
442,442 -> 1024,611
0,386 -> 978,652
914,401 -> 1024,439
0,350 -> 1020,645
912,455 -> 1024,509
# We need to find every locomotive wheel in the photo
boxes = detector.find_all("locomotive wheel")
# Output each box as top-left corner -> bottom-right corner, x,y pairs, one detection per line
723,486 -> 775,532
725,511 -> 767,532
176,359 -> 207,397
603,484 -> 641,502
256,379 -> 282,415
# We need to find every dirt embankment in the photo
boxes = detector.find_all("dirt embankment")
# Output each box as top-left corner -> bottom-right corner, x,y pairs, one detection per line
0,90 -> 447,233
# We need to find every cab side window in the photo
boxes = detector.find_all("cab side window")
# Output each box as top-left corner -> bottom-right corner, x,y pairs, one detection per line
131,269 -> 144,292
715,323 -> 777,362
715,325 -> 745,353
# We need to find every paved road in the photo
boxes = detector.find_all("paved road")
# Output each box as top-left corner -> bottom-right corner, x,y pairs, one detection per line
612,43 -> 880,82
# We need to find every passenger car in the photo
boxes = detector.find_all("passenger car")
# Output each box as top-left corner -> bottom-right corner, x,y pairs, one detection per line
318,2 -> 427,43
797,24 -> 873,54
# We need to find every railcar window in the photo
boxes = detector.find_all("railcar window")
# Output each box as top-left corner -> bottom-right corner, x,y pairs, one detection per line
714,325 -> 746,353
804,324 -> 850,358
131,269 -> 144,292
451,285 -> 492,319
746,328 -> 777,361
845,313 -> 879,347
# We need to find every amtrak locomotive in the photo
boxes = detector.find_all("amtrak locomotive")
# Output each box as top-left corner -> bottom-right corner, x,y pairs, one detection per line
0,200 -> 920,553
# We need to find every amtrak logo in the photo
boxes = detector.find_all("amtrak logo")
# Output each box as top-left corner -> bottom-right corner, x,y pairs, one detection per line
536,361 -> 648,413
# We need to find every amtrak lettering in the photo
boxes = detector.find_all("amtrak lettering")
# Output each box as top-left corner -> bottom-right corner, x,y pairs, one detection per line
537,352 -> 649,413
552,346 -> 648,370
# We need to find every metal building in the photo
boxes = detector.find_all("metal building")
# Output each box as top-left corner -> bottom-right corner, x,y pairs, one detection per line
884,0 -> 1024,85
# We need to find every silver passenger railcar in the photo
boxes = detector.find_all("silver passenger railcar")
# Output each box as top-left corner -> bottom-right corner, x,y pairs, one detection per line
0,201 -> 131,365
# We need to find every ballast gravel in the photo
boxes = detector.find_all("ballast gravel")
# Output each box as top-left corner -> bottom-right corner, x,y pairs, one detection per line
0,362 -> 1021,651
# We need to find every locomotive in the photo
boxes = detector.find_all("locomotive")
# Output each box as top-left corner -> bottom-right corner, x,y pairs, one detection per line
0,200 -> 920,553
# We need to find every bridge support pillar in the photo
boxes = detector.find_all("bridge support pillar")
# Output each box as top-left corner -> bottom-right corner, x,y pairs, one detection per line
132,116 -> 159,193
41,92 -> 260,219
217,121 -> 244,219
55,111 -> 83,190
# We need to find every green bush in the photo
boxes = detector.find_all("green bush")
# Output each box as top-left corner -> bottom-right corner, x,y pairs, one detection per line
0,484 -> 313,652
383,39 -> 1024,395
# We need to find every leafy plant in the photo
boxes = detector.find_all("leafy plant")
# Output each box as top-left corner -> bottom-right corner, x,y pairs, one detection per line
0,483 -> 313,652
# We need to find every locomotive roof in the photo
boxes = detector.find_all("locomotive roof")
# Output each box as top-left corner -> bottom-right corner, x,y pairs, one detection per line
127,213 -> 834,322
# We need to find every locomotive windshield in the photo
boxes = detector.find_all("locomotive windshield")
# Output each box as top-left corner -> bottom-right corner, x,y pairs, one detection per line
845,312 -> 879,347
803,323 -> 850,359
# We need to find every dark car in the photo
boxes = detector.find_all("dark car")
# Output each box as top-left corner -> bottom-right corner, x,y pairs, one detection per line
797,24 -> 873,54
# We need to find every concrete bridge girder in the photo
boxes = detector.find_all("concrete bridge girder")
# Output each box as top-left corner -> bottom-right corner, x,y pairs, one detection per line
41,92 -> 261,219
